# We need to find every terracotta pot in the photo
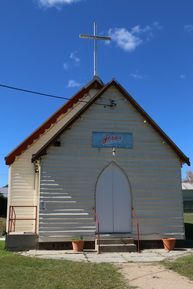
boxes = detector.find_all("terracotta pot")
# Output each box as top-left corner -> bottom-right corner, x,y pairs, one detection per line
162,238 -> 176,251
72,240 -> 84,252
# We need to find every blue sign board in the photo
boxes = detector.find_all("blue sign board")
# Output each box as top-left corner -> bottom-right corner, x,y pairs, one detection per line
92,132 -> 133,148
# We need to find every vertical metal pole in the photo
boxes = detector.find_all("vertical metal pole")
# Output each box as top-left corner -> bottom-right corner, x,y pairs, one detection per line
8,206 -> 12,233
13,208 -> 16,232
97,216 -> 100,254
35,206 -> 37,234
94,22 -> 97,76
132,207 -> 140,253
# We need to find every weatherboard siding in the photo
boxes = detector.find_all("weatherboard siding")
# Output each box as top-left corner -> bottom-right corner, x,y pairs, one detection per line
7,89 -> 99,233
38,86 -> 184,241
7,85 -> 184,240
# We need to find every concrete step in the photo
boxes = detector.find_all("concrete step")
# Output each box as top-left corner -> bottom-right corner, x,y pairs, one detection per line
96,238 -> 135,245
97,243 -> 137,253
97,234 -> 132,239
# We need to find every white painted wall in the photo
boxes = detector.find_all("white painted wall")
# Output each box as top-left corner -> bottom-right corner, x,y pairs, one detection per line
6,88 -> 99,233
7,85 -> 184,241
38,86 -> 184,241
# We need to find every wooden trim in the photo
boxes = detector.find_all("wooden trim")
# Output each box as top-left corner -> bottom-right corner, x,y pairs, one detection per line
32,84 -> 110,161
32,80 -> 190,165
112,80 -> 190,166
5,79 -> 103,165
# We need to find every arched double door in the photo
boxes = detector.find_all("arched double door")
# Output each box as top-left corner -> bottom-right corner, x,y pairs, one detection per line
96,163 -> 132,233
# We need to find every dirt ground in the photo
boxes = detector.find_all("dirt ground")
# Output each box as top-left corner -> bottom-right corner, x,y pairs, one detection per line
119,263 -> 193,289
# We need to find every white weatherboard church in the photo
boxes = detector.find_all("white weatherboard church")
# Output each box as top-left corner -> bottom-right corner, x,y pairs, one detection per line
5,24 -> 190,251
5,76 -> 190,250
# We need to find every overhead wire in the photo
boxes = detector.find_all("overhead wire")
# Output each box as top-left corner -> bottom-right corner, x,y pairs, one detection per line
0,83 -> 115,107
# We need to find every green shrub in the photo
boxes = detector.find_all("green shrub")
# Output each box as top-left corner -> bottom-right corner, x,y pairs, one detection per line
0,218 -> 6,236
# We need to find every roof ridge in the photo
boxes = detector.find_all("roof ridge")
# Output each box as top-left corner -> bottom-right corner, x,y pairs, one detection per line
5,78 -> 190,166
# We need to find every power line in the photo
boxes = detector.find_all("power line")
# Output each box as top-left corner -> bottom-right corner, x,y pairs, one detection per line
0,83 -> 113,107
0,83 -> 75,101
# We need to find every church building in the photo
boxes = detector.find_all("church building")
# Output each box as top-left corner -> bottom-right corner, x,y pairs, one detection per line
5,76 -> 190,250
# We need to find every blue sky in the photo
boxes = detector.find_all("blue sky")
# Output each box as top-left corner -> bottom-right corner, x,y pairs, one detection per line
0,0 -> 193,186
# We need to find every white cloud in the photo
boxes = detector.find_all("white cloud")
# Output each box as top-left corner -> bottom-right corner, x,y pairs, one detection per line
63,52 -> 80,71
38,0 -> 80,7
152,21 -> 163,30
129,72 -> 144,80
108,28 -> 142,52
70,51 -> 80,63
131,25 -> 152,34
184,24 -> 193,33
108,22 -> 162,52
63,63 -> 68,70
67,80 -> 81,88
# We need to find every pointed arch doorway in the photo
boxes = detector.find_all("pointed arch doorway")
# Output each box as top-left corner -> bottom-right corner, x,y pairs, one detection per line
96,163 -> 132,233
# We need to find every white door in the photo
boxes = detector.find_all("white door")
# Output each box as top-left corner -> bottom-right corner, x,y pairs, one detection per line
96,163 -> 131,233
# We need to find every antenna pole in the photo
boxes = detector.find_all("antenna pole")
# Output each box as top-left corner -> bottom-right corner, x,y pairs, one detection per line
94,22 -> 97,76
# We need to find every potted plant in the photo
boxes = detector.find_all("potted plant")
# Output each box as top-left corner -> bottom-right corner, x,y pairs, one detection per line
162,238 -> 176,251
72,236 -> 84,252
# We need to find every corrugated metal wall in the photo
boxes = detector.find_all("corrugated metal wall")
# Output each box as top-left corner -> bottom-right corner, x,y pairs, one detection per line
38,86 -> 184,242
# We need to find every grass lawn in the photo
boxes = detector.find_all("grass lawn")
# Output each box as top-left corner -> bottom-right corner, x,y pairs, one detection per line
164,254 -> 193,281
0,241 -> 131,289
162,213 -> 193,281
184,213 -> 193,239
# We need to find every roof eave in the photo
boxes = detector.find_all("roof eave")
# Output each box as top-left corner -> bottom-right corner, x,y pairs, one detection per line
5,78 -> 104,166
32,79 -> 190,166
110,80 -> 190,166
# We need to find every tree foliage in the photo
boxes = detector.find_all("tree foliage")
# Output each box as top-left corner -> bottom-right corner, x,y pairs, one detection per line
0,193 -> 7,217
184,171 -> 193,183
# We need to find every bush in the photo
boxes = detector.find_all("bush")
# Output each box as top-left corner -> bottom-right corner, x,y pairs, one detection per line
0,218 -> 6,236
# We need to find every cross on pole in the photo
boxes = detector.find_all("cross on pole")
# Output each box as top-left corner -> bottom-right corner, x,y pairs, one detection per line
80,22 -> 111,77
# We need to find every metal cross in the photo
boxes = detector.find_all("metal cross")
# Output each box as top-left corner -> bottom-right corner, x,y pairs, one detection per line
80,22 -> 111,77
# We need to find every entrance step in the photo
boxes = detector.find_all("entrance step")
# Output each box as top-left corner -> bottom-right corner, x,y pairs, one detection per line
95,237 -> 136,253
96,238 -> 134,245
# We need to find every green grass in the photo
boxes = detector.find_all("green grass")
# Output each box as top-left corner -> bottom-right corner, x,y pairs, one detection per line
0,241 -> 131,289
0,218 -> 6,237
184,213 -> 193,239
184,213 -> 193,224
163,254 -> 193,281
162,213 -> 193,281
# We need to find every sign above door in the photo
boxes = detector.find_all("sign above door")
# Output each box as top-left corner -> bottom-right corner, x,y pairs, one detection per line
92,132 -> 133,148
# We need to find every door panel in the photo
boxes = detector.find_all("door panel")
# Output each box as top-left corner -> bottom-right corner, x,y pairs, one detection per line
96,165 -> 113,232
112,165 -> 131,232
96,163 -> 131,233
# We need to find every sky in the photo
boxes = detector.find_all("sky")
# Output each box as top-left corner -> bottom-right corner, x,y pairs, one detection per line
0,0 -> 193,186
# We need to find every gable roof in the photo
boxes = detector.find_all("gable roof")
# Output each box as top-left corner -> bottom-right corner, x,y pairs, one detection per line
32,79 -> 190,166
5,78 -> 190,166
5,78 -> 103,165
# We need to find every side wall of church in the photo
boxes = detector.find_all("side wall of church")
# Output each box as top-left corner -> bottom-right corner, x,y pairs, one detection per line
6,89 -> 99,233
